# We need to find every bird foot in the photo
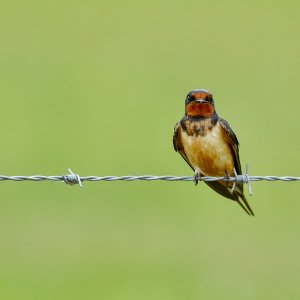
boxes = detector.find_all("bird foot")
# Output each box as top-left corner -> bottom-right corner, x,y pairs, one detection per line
194,171 -> 201,186
224,171 -> 231,187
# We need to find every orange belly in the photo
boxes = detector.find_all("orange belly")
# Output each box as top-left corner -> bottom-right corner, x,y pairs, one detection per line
181,123 -> 234,177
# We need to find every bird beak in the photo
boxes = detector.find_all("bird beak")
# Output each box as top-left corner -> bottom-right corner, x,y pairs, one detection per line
195,99 -> 208,104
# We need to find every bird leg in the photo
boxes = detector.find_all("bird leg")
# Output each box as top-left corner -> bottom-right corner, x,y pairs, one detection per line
224,170 -> 231,187
194,170 -> 201,186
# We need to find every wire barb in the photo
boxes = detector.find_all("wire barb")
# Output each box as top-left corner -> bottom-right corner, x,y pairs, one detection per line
230,164 -> 253,196
63,168 -> 83,188
244,163 -> 252,196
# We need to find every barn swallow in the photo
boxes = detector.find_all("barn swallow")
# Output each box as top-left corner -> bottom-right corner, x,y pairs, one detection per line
173,89 -> 254,216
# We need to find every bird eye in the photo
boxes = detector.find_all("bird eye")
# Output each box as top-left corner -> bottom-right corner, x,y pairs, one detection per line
186,95 -> 193,103
206,95 -> 213,102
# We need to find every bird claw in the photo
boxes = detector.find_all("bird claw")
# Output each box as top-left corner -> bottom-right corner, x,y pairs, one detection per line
224,171 -> 231,187
194,171 -> 201,186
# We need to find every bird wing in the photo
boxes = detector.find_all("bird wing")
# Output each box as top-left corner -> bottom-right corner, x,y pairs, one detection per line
173,121 -> 195,171
217,118 -> 254,215
218,117 -> 242,176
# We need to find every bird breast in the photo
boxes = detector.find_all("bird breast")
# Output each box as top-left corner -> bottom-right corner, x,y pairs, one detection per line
181,123 -> 234,177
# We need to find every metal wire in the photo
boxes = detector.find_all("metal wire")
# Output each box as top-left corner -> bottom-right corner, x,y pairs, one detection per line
0,167 -> 299,196
0,174 -> 299,182
1,174 -> 299,182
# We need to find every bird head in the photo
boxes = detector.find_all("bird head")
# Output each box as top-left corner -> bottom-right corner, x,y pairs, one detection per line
185,89 -> 216,118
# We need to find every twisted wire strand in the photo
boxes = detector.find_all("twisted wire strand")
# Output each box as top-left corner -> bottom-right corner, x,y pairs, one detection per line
0,174 -> 299,182
0,166 -> 298,198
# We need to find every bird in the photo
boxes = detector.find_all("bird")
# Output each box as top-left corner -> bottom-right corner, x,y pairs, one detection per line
173,89 -> 254,216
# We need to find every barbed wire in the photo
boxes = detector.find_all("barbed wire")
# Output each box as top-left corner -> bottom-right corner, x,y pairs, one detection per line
0,167 -> 299,197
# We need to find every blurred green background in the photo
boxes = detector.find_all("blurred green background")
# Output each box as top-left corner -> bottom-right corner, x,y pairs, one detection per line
0,0 -> 299,299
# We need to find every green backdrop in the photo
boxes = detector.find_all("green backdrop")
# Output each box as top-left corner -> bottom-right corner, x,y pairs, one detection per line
0,1 -> 299,299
